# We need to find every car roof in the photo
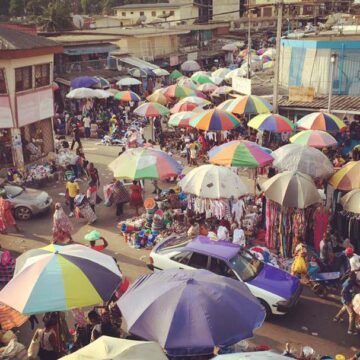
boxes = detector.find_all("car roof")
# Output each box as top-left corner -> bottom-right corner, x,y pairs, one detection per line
185,236 -> 240,261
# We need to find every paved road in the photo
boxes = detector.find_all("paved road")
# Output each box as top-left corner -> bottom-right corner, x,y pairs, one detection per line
2,138 -> 359,358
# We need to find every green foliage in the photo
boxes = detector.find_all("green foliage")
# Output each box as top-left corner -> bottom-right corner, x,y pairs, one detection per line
36,0 -> 74,31
9,0 -> 24,16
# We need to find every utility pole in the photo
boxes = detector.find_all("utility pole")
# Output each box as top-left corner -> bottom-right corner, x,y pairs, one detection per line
272,0 -> 283,114
247,6 -> 251,79
328,53 -> 337,112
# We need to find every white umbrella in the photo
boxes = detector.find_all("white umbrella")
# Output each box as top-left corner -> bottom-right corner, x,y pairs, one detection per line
340,189 -> 360,214
210,75 -> 224,85
225,68 -> 247,80
213,68 -> 231,79
66,88 -> 97,99
272,143 -> 334,179
261,171 -> 322,208
128,68 -> 148,78
93,89 -> 113,99
153,68 -> 169,76
213,351 -> 290,360
117,77 -> 142,86
178,164 -> 248,199
181,60 -> 200,72
212,86 -> 233,97
263,48 -> 276,59
61,336 -> 168,360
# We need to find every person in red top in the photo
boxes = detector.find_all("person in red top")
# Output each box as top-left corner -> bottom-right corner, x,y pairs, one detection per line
130,181 -> 143,216
84,230 -> 109,252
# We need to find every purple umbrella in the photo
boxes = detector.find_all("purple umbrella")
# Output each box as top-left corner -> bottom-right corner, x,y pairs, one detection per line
71,76 -> 99,89
118,268 -> 265,356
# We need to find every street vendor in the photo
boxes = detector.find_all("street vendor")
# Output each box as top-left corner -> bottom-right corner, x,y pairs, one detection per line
84,230 -> 109,252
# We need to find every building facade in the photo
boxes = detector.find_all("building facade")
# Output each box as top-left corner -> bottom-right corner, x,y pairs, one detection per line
279,36 -> 360,97
0,27 -> 63,169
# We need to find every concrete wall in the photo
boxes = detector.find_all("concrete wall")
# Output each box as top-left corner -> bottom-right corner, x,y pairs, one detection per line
213,0 -> 240,21
117,34 -> 178,61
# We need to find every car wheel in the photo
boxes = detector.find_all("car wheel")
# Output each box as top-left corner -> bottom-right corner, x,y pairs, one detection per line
15,206 -> 32,221
258,298 -> 272,319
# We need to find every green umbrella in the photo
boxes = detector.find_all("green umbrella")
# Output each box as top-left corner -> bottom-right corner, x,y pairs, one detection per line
169,69 -> 183,80
191,73 -> 214,85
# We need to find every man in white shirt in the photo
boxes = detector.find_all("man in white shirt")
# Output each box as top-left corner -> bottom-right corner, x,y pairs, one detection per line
217,225 -> 229,241
83,114 -> 91,138
345,247 -> 360,282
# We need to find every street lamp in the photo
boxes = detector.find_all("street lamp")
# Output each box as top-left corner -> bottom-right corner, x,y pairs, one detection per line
328,52 -> 337,112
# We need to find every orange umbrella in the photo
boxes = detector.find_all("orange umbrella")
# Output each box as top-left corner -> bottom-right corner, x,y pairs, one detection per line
0,304 -> 28,330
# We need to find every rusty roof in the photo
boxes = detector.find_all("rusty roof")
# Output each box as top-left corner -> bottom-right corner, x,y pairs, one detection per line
278,95 -> 360,113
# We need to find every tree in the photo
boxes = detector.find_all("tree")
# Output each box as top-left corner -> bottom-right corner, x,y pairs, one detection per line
9,0 -> 24,16
103,0 -> 118,15
37,0 -> 73,32
25,0 -> 48,15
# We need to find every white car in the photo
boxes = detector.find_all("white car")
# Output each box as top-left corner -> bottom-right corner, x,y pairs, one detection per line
148,235 -> 302,317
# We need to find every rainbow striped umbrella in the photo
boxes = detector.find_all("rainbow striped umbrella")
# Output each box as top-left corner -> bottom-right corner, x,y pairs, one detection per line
178,96 -> 211,107
329,161 -> 360,191
227,95 -> 272,115
146,91 -> 170,105
0,244 -> 121,315
177,78 -> 198,90
134,102 -> 170,117
248,114 -> 295,133
191,73 -> 214,84
217,99 -> 237,111
296,112 -> 346,132
209,140 -> 273,168
114,91 -> 141,102
164,85 -> 195,98
171,101 -> 200,114
189,109 -> 241,131
290,130 -> 337,148
109,148 -> 183,180
168,112 -> 195,128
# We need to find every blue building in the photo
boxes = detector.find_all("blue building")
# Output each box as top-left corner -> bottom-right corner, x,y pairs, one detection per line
279,36 -> 360,96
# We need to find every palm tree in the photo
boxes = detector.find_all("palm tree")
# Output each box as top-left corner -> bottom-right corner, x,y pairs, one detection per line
37,0 -> 73,32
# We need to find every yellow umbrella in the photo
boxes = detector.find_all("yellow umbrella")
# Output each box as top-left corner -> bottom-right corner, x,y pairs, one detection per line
329,161 -> 360,191
147,91 -> 169,105
340,189 -> 360,213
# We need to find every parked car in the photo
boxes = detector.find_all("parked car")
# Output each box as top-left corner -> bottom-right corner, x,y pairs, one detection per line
148,235 -> 302,317
0,184 -> 53,220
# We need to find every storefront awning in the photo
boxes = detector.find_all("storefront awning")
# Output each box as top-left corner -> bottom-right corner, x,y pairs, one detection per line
64,44 -> 119,56
117,56 -> 159,70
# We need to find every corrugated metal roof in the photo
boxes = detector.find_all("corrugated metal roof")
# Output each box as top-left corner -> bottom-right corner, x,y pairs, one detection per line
278,95 -> 360,113
0,27 -> 59,50
118,56 -> 159,69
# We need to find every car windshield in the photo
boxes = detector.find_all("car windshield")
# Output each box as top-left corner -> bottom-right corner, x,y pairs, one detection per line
229,251 -> 263,282
4,185 -> 24,198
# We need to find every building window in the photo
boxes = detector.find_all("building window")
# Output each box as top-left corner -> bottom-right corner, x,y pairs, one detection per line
0,69 -> 7,94
130,11 -> 134,14
140,11 -> 144,16
169,10 -> 175,16
35,64 -> 50,88
263,7 -> 272,17
15,66 -> 32,92
151,11 -> 156,16
122,11 -> 126,16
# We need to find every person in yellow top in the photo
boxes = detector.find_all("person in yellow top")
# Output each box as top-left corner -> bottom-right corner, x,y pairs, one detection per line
66,177 -> 80,217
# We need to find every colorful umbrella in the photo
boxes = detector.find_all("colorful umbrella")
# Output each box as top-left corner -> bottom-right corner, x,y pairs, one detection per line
134,102 -> 170,117
261,171 -> 321,209
248,114 -> 295,133
208,140 -> 273,168
168,111 -> 195,128
227,95 -> 272,115
191,73 -> 214,85
181,60 -> 200,72
189,109 -> 241,131
0,244 -> 122,314
178,96 -> 211,107
70,76 -> 99,89
61,337 -> 168,360
289,130 -> 337,148
177,78 -> 198,90
329,161 -> 360,191
179,164 -> 248,198
197,83 -> 218,93
164,85 -> 195,98
118,268 -> 265,356
340,189 -> 360,213
212,67 -> 231,79
263,61 -> 275,69
108,148 -> 183,180
169,69 -> 183,80
211,86 -> 233,97
114,91 -> 141,102
217,99 -> 237,111
171,101 -> 200,113
146,91 -> 169,105
296,112 -> 346,132
272,144 -> 334,179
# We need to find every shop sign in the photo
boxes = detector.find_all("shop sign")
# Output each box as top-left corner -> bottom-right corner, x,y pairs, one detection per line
0,96 -> 14,128
232,77 -> 252,95
16,87 -> 54,127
